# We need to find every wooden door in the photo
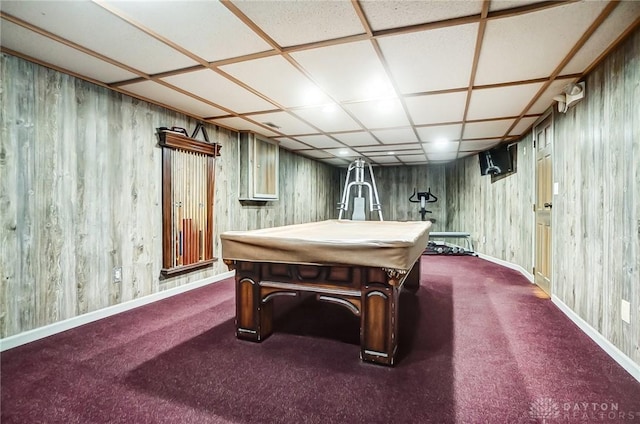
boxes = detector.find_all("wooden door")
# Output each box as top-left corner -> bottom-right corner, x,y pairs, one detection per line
534,114 -> 553,295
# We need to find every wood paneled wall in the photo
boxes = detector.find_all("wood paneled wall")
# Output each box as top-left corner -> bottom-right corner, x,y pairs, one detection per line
0,53 -> 339,338
552,28 -> 639,365
366,164 -> 447,227
445,136 -> 535,269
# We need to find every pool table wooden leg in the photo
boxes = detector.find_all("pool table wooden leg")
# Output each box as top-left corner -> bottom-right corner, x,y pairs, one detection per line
234,263 -> 273,342
360,278 -> 400,366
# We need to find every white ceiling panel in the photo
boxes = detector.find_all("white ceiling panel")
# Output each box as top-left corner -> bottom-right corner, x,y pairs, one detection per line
463,119 -> 515,139
460,140 -> 502,151
371,128 -> 418,144
100,1 -> 271,62
379,23 -> 478,94
244,111 -> 317,135
527,77 -> 578,115
120,81 -> 227,118
323,148 -> 360,158
1,1 -> 197,75
398,154 -> 428,163
292,105 -> 361,133
467,83 -> 544,120
416,124 -> 463,142
232,1 -> 364,47
220,55 -> 331,108
0,19 -> 137,83
209,117 -> 279,137
332,131 -> 380,147
475,1 -> 609,85
423,141 -> 460,154
406,92 -> 468,125
294,135 -> 344,149
2,0 -> 632,167
162,69 -> 274,114
291,40 -> 393,102
427,152 -> 458,161
344,99 -> 411,129
366,155 -> 402,164
357,144 -> 418,153
489,1 -> 548,12
510,117 -> 539,137
273,138 -> 312,150
562,1 -> 640,75
362,1 -> 482,31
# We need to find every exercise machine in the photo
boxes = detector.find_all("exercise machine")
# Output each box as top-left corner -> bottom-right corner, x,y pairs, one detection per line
338,158 -> 383,221
409,187 -> 438,221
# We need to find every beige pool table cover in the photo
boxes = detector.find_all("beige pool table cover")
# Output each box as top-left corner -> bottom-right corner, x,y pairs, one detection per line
221,219 -> 431,271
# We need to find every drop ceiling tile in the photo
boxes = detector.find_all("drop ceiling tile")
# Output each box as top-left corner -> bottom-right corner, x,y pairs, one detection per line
357,144 -> 418,153
463,119 -> 515,139
489,1 -> 548,12
378,23 -> 478,94
475,1 -> 609,84
371,128 -> 418,144
291,40 -> 394,103
427,152 -> 458,161
209,117 -> 279,137
273,138 -> 311,150
232,1 -> 364,47
331,131 -> 379,147
405,92 -> 467,125
416,124 -> 463,142
162,69 -> 275,114
294,135 -> 344,149
0,19 -> 137,83
460,140 -> 502,151
100,1 -> 271,62
324,148 -> 360,158
343,99 -> 410,129
361,1 -> 482,31
292,105 -> 361,133
467,83 -> 544,120
423,141 -> 460,154
1,1 -> 197,74
220,55 -> 330,108
398,154 -> 428,163
120,80 -> 227,118
244,111 -> 317,135
527,77 -> 578,115
510,117 -> 538,137
366,155 -> 402,164
563,2 -> 640,75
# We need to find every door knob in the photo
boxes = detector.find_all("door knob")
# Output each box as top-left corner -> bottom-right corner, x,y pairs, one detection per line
544,202 -> 552,208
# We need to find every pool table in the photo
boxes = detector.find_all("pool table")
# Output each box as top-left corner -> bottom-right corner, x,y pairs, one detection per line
221,219 -> 431,366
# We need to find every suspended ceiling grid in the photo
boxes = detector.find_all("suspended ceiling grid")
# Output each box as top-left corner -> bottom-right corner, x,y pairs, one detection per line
1,0 -> 639,166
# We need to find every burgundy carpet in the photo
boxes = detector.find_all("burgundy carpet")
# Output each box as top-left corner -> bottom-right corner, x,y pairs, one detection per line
2,256 -> 639,423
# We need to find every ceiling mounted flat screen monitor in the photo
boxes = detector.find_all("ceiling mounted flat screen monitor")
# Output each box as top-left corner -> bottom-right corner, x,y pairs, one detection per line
479,145 -> 513,176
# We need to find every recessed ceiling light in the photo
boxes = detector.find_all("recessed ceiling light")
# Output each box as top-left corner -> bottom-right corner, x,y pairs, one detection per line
387,151 -> 395,155
434,138 -> 449,149
322,103 -> 338,113
338,149 -> 350,156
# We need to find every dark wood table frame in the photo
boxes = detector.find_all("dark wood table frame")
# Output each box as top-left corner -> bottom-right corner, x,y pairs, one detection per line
224,258 -> 421,366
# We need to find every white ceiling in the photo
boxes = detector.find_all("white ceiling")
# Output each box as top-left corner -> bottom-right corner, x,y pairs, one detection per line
1,0 -> 639,167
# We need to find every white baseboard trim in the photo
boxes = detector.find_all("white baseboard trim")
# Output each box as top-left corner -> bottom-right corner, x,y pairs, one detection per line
0,270 -> 235,352
552,295 -> 640,383
476,252 -> 535,283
